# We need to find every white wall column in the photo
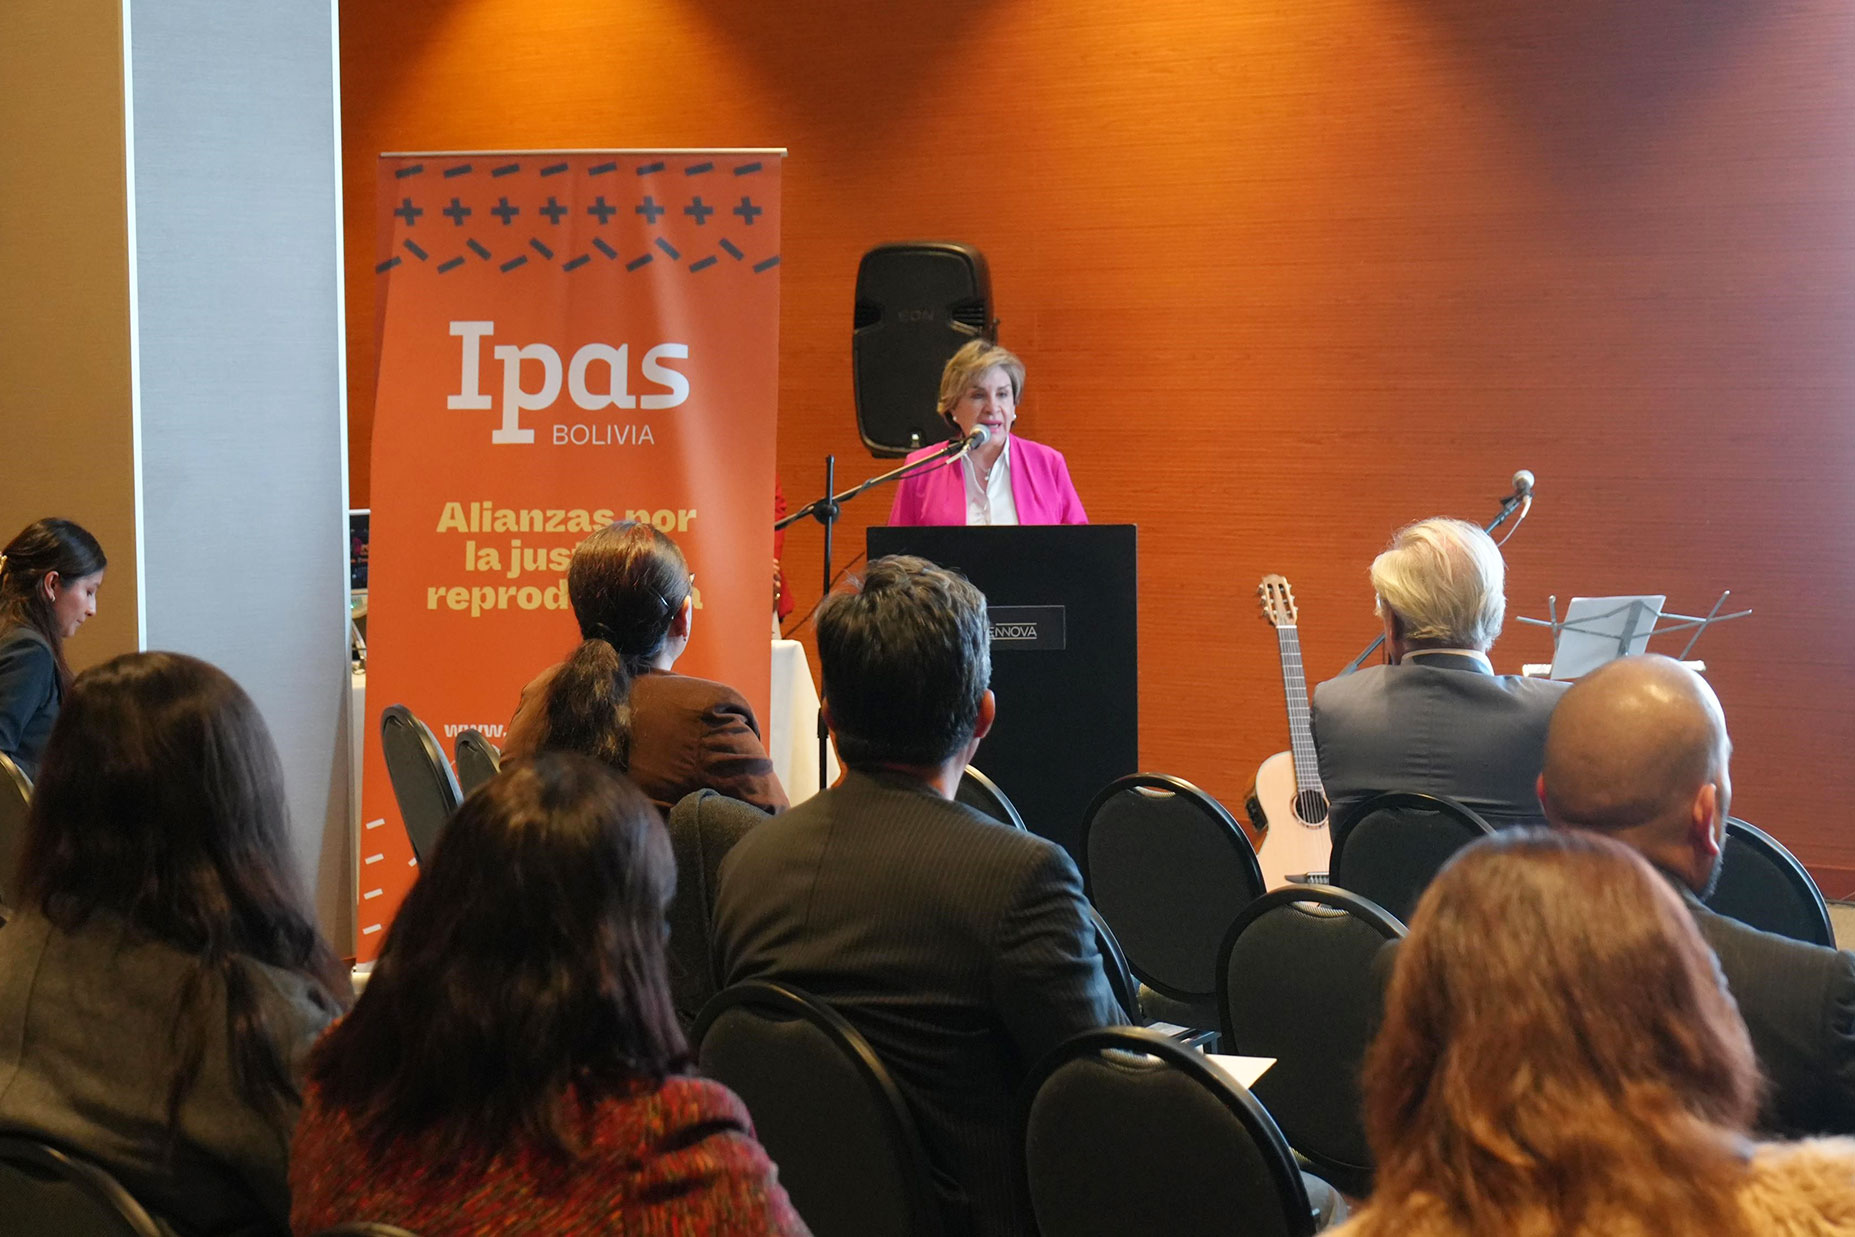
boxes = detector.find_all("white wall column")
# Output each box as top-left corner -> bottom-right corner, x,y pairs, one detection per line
126,0 -> 353,948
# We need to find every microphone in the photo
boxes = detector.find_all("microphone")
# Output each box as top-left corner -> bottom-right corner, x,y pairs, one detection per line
1491,468 -> 1535,546
944,424 -> 990,458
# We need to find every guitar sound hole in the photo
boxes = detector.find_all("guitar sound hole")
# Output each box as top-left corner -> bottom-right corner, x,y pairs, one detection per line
1293,790 -> 1329,826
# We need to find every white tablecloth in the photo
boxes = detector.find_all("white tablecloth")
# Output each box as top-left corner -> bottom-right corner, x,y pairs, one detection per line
768,639 -> 838,805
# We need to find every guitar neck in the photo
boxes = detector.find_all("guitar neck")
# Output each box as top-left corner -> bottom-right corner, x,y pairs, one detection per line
1275,624 -> 1327,795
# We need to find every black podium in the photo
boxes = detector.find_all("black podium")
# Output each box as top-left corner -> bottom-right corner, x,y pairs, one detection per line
866,525 -> 1138,862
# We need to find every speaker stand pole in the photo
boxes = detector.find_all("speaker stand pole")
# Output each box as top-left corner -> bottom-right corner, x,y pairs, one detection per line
812,454 -> 839,793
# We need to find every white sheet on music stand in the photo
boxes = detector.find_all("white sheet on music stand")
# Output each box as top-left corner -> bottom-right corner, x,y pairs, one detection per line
1549,595 -> 1665,679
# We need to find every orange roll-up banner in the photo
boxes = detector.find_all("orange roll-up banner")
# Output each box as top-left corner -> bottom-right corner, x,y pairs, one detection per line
359,150 -> 782,958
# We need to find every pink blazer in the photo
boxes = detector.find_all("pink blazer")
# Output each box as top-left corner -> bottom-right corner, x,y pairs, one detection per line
886,436 -> 1088,527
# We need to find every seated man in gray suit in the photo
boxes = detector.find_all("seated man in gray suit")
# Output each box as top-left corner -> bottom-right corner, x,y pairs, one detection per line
712,555 -> 1122,1237
1540,654 -> 1855,1135
1313,516 -> 1569,828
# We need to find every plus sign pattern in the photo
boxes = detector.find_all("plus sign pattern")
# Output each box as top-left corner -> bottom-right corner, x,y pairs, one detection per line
375,155 -> 780,279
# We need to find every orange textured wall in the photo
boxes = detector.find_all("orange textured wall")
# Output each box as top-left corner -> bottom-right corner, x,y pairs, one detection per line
341,0 -> 1855,887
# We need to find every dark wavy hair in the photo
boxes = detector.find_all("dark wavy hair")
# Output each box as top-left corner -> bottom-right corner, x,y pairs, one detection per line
308,753 -> 687,1163
540,521 -> 692,770
19,651 -> 348,1132
1355,829 -> 1759,1237
0,518 -> 107,689
817,554 -> 990,768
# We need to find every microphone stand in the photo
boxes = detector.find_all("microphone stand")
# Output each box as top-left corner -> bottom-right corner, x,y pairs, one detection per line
1339,484 -> 1533,675
776,436 -> 977,788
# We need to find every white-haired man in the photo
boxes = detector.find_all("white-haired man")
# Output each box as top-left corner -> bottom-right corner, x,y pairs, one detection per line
1312,517 -> 1569,828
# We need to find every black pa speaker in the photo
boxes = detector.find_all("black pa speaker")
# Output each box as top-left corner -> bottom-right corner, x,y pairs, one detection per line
852,242 -> 994,457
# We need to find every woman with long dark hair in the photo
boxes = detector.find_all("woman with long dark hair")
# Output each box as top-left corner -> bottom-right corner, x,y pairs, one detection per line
291,754 -> 807,1234
1331,829 -> 1855,1237
503,520 -> 786,814
0,651 -> 349,1233
0,517 -> 106,779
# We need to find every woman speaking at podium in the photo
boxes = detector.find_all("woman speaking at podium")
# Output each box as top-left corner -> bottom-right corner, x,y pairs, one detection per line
886,340 -> 1088,527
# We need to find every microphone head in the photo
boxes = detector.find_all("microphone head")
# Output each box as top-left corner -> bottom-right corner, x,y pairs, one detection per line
1512,468 -> 1535,495
967,424 -> 991,448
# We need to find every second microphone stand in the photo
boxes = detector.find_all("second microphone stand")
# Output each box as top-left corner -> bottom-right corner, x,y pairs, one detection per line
776,438 -> 975,787
1339,482 -> 1533,675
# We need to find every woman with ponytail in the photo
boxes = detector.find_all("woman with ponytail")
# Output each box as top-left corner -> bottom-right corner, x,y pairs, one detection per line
0,652 -> 349,1233
504,521 -> 786,815
0,517 -> 106,779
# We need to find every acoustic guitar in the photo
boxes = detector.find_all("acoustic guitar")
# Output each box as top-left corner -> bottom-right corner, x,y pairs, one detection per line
1245,574 -> 1333,887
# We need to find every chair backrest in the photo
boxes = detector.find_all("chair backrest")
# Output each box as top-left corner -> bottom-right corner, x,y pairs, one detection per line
956,765 -> 1028,830
1020,1027 -> 1316,1237
452,728 -> 502,796
1081,774 -> 1265,1005
664,790 -> 768,1027
1704,817 -> 1835,948
1328,791 -> 1494,924
0,751 -> 31,909
1218,885 -> 1406,1198
693,982 -> 947,1237
0,1133 -> 165,1237
1084,904 -> 1139,1023
380,704 -> 461,863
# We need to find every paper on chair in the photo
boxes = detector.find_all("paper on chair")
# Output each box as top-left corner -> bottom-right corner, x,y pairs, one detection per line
1204,1053 -> 1275,1089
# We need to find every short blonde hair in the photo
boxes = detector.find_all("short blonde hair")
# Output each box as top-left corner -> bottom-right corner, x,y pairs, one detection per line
1370,517 -> 1506,650
936,339 -> 1026,421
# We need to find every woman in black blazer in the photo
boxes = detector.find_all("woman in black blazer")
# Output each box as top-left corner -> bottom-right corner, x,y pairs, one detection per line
0,518 -> 106,780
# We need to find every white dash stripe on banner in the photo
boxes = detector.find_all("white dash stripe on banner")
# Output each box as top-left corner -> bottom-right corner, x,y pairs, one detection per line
362,889 -> 384,900
364,854 -> 385,865
361,923 -> 383,936
364,818 -> 386,831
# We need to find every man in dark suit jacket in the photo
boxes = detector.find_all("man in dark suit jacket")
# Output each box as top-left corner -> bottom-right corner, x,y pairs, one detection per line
1539,654 -> 1855,1136
712,555 -> 1123,1237
1312,517 -> 1568,828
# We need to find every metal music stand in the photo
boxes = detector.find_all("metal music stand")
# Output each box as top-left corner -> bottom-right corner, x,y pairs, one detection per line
1515,590 -> 1751,679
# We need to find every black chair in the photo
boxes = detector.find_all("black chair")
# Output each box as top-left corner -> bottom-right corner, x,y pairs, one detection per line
1081,773 -> 1265,1030
1218,885 -> 1406,1198
380,705 -> 461,864
1085,904 -> 1139,1023
1704,817 -> 1835,948
0,1133 -> 165,1236
452,728 -> 501,796
308,1226 -> 424,1237
0,750 -> 30,909
664,790 -> 769,1027
693,982 -> 947,1237
1328,790 -> 1494,924
1020,1027 -> 1335,1237
956,765 -> 1028,830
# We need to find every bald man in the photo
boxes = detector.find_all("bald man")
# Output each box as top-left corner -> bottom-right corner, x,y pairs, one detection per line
1539,654 -> 1855,1136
